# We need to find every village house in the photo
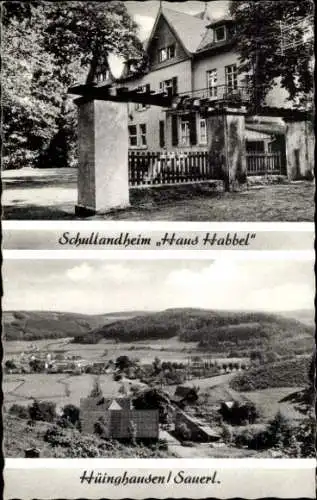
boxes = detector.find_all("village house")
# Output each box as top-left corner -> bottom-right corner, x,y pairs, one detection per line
80,396 -> 159,440
175,410 -> 222,442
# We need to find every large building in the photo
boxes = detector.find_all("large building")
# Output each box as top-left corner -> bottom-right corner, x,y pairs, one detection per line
80,396 -> 159,440
116,5 -> 292,154
71,3 -> 313,214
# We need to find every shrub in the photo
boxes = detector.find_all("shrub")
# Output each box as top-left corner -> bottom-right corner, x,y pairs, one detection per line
9,404 -> 29,419
221,424 -> 233,444
29,400 -> 56,422
176,422 -> 191,441
219,401 -> 259,425
233,427 -> 269,450
94,416 -> 109,439
60,404 -> 80,426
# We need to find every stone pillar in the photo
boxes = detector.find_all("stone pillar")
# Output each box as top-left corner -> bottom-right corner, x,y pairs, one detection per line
285,119 -> 314,180
206,107 -> 247,191
75,99 -> 130,215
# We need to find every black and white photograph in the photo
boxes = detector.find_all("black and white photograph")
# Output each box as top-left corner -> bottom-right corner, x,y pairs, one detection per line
2,0 -> 314,221
2,257 -> 315,459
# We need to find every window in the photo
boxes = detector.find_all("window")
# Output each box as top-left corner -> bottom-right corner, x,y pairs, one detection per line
128,124 -> 147,147
159,77 -> 178,96
139,124 -> 147,146
135,84 -> 151,111
158,44 -> 176,62
198,118 -> 207,144
225,64 -> 238,93
206,69 -> 218,98
128,125 -> 138,147
214,25 -> 226,42
172,114 -> 197,146
180,117 -> 190,146
159,47 -> 167,62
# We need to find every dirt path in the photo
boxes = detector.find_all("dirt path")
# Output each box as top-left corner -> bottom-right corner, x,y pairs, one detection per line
2,168 -> 314,221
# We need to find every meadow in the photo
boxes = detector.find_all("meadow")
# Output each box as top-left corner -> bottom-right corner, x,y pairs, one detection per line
3,373 -> 122,409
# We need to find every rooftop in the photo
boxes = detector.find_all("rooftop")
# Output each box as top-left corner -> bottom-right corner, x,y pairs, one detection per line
156,7 -> 209,54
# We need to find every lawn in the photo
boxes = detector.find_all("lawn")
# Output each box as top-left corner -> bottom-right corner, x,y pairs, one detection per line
2,167 -> 314,221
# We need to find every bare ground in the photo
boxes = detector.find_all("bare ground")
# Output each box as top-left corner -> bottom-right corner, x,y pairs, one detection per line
2,168 -> 314,221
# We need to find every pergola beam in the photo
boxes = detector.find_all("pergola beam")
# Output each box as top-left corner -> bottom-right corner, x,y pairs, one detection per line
68,83 -> 172,107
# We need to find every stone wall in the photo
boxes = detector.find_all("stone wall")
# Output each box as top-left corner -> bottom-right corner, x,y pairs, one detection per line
285,120 -> 314,180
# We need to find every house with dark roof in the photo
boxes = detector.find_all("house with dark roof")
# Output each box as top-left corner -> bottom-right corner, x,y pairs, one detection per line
118,5 -> 295,157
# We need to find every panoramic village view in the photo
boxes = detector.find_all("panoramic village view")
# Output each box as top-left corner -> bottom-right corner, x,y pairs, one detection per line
2,0 -> 314,221
3,259 -> 315,458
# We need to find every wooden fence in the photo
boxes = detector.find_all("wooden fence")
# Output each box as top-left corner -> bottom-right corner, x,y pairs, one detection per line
247,152 -> 285,176
129,151 -> 218,186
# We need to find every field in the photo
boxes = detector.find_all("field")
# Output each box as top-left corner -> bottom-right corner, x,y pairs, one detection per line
242,387 -> 304,421
3,373 -> 123,409
2,167 -> 314,221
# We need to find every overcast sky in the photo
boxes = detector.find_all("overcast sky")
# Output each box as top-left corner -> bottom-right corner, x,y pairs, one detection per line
3,258 -> 314,314
125,1 -> 230,40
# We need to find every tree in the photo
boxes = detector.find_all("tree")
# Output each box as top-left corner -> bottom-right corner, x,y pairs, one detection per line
220,401 -> 259,425
2,1 -> 144,170
61,404 -> 80,425
266,411 -> 292,448
115,355 -> 131,372
5,360 -> 17,371
29,399 -> 56,422
133,389 -> 171,424
89,378 -> 103,398
29,358 -> 45,373
152,357 -> 162,375
230,1 -> 314,107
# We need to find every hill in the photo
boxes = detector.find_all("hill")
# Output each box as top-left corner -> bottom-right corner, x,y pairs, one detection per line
75,308 -> 314,357
2,310 -> 150,341
230,356 -> 312,391
278,309 -> 315,326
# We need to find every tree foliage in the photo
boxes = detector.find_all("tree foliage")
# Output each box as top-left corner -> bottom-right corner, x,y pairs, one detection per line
2,1 -> 144,170
230,0 -> 314,106
29,399 -> 56,422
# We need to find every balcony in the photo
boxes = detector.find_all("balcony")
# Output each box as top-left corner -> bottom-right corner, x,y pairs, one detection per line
174,85 -> 253,109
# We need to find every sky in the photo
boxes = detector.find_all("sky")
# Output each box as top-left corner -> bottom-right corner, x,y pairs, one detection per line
125,1 -> 230,41
3,258 -> 314,314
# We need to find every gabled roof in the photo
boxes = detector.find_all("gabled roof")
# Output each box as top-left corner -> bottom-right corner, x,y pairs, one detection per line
146,7 -> 209,56
108,400 -> 123,410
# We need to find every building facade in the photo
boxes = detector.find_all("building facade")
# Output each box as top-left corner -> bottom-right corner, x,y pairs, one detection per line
80,396 -> 159,439
117,6 -> 290,154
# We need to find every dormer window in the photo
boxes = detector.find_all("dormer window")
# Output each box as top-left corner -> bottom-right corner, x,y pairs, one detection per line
214,25 -> 226,42
158,44 -> 176,63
